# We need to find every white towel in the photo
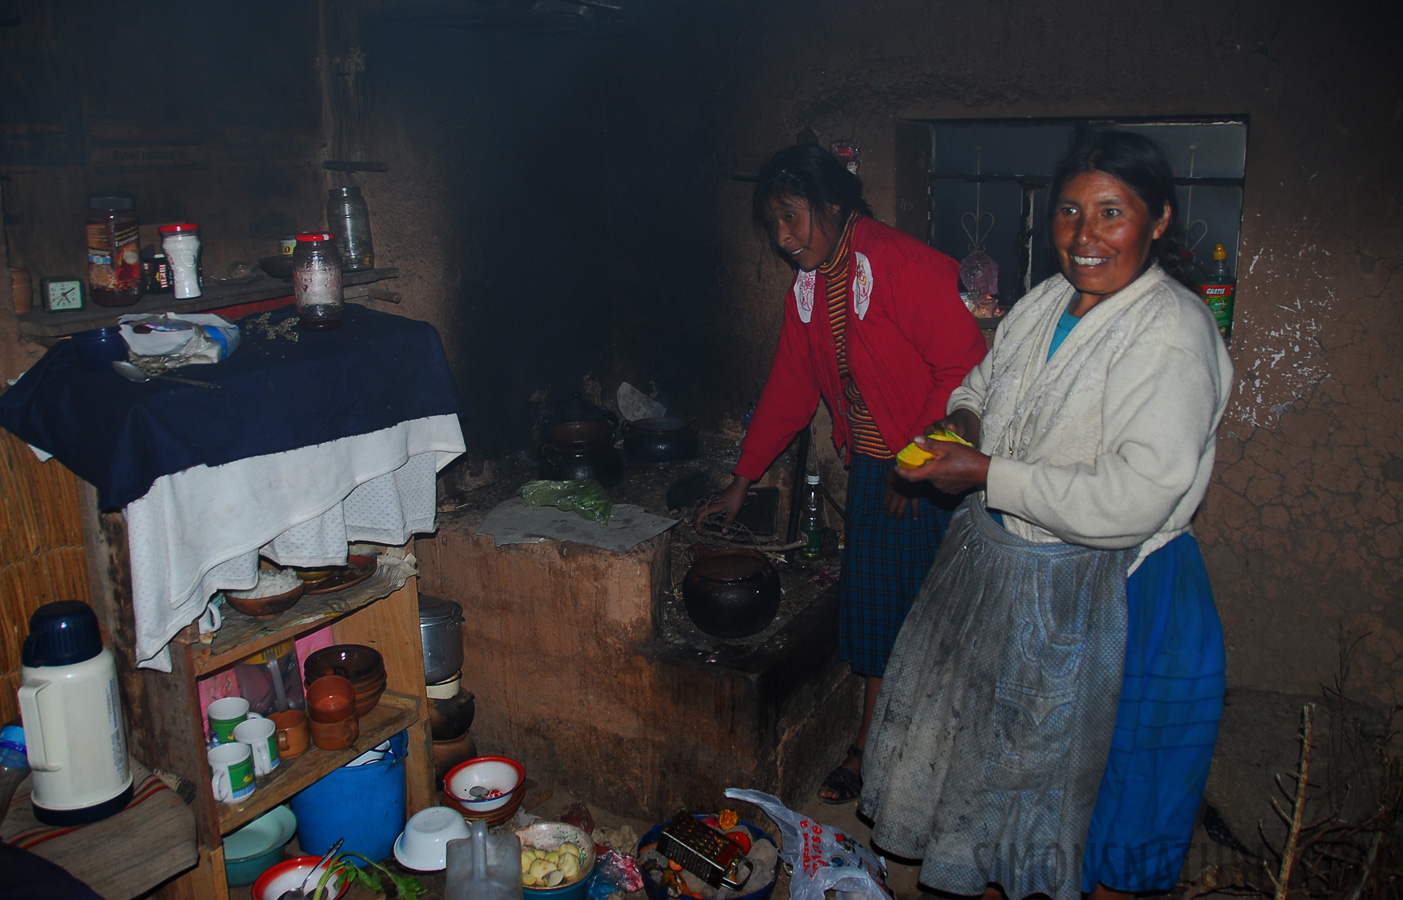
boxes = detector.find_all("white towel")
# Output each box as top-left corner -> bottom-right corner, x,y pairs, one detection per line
125,414 -> 465,670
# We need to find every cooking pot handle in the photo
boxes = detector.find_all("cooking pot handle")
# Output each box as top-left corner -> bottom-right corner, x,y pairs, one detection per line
620,419 -> 634,436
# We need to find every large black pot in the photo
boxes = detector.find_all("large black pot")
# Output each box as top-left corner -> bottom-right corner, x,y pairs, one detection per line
540,440 -> 624,487
681,546 -> 782,639
622,417 -> 699,462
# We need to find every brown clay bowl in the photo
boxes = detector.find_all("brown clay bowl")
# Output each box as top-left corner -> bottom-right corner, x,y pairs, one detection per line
441,786 -> 523,825
353,683 -> 387,717
304,644 -> 385,684
223,582 -> 306,620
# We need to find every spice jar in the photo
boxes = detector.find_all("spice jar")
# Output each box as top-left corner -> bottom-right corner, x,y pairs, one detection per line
158,224 -> 202,300
292,232 -> 344,330
87,192 -> 142,307
327,186 -> 374,271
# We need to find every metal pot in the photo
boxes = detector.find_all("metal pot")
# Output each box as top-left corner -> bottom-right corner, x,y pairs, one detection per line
540,439 -> 624,487
622,417 -> 699,462
681,546 -> 782,639
418,595 -> 464,684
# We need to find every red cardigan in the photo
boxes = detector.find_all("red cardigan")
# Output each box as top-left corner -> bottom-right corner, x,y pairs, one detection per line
736,216 -> 987,481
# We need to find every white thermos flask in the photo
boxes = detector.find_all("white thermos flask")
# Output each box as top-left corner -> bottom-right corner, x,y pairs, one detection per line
18,600 -> 133,825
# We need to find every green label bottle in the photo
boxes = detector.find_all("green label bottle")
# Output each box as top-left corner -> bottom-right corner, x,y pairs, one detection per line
1197,242 -> 1236,342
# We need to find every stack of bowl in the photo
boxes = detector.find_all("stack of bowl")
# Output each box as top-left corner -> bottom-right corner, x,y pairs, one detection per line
442,756 -> 526,826
304,644 -> 386,716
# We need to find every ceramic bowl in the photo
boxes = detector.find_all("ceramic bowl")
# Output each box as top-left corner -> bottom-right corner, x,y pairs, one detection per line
518,821 -> 596,898
444,756 -> 525,813
252,856 -> 349,900
223,805 -> 297,886
305,644 -> 385,684
223,582 -> 305,620
393,805 -> 471,872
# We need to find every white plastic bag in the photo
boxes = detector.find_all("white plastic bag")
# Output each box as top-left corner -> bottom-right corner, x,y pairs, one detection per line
724,788 -> 890,900
118,313 -> 241,365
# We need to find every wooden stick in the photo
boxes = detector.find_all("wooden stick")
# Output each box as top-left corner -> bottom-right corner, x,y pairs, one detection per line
1275,703 -> 1315,900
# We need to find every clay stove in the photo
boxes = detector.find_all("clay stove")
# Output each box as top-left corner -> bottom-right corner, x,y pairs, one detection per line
416,454 -> 859,819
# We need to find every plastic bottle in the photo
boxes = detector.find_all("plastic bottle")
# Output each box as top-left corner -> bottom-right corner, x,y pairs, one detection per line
0,724 -> 29,827
292,232 -> 344,330
327,187 -> 374,271
799,473 -> 825,559
158,224 -> 203,300
1197,243 -> 1236,342
86,192 -> 142,307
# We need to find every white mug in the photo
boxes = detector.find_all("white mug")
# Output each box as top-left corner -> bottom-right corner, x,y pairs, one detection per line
209,742 -> 255,803
233,716 -> 280,776
207,696 -> 263,745
197,601 -> 222,633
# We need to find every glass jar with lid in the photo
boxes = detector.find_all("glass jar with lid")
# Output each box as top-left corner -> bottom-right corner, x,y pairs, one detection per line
292,232 -> 343,330
87,192 -> 142,307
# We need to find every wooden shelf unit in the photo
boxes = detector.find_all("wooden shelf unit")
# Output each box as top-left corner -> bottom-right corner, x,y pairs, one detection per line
87,504 -> 435,900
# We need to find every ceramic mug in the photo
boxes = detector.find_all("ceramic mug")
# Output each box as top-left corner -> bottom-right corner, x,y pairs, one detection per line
307,675 -> 359,751
208,696 -> 263,745
209,742 -> 255,803
234,715 -> 280,776
270,709 -> 310,758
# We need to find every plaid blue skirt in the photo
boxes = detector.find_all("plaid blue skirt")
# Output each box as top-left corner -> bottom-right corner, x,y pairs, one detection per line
838,454 -> 957,677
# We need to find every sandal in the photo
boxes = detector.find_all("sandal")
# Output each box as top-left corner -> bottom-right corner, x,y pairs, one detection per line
818,744 -> 863,805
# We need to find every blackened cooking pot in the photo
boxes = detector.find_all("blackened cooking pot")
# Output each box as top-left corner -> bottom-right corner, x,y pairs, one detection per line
622,417 -> 699,462
681,545 -> 782,639
540,440 -> 624,487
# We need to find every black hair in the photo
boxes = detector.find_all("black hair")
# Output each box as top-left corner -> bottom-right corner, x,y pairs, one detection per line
751,143 -> 873,248
1048,131 -> 1197,289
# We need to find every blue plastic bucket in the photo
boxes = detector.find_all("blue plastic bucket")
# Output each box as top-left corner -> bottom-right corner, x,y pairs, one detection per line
289,731 -> 407,863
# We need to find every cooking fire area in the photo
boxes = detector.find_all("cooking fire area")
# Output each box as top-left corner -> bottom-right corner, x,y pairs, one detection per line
415,416 -> 859,820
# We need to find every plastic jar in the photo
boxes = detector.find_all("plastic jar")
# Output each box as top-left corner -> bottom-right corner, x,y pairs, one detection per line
87,192 -> 142,307
327,186 -> 374,271
292,232 -> 344,330
158,224 -> 203,300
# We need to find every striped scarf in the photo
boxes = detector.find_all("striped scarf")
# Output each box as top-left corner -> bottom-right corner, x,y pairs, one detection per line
819,215 -> 892,459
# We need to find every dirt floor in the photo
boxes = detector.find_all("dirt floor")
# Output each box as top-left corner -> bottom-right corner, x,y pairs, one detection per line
228,684 -> 1396,900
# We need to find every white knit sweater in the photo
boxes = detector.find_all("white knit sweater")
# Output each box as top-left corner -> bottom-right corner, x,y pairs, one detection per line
948,265 -> 1234,572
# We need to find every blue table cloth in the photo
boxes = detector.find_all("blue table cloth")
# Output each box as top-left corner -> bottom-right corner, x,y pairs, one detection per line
0,305 -> 462,509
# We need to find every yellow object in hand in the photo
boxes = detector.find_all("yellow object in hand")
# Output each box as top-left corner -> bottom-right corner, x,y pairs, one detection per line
895,429 -> 974,469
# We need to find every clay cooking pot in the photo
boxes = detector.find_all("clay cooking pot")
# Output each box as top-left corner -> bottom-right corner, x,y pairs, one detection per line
621,417 -> 699,462
681,545 -> 782,639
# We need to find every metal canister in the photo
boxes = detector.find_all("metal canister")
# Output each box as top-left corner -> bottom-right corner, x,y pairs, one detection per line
418,595 -> 464,684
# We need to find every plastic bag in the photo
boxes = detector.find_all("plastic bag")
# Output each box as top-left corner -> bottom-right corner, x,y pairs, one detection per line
723,788 -> 889,900
117,313 -> 241,366
521,479 -> 612,525
959,249 -> 999,299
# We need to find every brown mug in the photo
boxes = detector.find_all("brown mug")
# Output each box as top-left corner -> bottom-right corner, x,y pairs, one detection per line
307,675 -> 356,724
309,713 -> 360,751
270,709 -> 310,758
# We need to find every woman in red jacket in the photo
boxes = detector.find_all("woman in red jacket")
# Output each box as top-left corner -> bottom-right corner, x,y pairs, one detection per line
695,142 -> 987,803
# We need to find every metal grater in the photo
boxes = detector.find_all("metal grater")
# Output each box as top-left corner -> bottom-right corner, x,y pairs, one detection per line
656,814 -> 754,890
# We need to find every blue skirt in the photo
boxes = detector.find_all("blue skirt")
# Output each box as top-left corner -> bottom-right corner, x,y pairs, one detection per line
1082,533 -> 1226,892
838,454 -> 956,677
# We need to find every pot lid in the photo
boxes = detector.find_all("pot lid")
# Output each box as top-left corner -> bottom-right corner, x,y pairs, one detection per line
418,595 -> 463,626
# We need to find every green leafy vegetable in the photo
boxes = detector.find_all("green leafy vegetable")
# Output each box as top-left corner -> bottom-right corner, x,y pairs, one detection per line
311,850 -> 427,900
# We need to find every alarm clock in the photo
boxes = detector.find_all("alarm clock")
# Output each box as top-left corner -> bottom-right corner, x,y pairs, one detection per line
40,277 -> 85,313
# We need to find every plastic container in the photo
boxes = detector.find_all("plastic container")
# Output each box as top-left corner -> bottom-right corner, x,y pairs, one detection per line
0,724 -> 29,828
289,730 -> 406,863
327,186 -> 374,271
292,232 -> 344,331
158,224 -> 203,300
223,804 -> 297,886
1197,242 -> 1237,342
798,473 -> 824,559
445,816 -> 524,900
87,192 -> 142,307
71,326 -> 129,371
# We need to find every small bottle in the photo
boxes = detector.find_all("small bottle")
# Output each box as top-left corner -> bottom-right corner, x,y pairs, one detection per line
292,232 -> 344,330
0,724 -> 30,827
158,223 -> 203,300
799,473 -> 825,560
86,192 -> 142,307
327,186 -> 374,271
1197,242 -> 1237,342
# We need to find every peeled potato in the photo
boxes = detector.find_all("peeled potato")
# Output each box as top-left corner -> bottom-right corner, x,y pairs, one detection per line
522,851 -> 536,873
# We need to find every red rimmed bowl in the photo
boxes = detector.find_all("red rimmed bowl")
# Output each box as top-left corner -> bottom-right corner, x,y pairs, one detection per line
252,855 -> 349,900
444,756 -> 525,814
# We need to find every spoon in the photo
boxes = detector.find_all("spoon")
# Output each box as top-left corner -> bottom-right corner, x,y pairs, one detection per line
468,785 -> 488,798
111,360 -> 221,389
278,837 -> 344,900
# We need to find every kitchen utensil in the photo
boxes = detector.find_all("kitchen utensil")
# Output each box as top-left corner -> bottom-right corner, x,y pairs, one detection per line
223,581 -> 305,620
224,804 -> 297,886
259,255 -> 295,280
517,821 -> 596,899
681,546 -> 782,639
621,416 -> 699,462
393,806 -> 470,872
444,756 -> 525,814
419,595 -> 465,683
255,855 -> 348,900
277,836 -> 343,900
18,601 -> 133,825
209,742 -> 256,803
445,816 -> 523,900
112,359 -> 221,388
72,327 -> 128,370
270,709 -> 310,758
